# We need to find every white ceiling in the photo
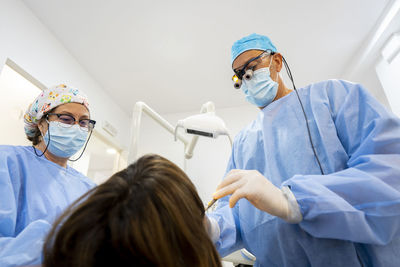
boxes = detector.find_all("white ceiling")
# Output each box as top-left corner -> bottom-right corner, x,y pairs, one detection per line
22,0 -> 391,115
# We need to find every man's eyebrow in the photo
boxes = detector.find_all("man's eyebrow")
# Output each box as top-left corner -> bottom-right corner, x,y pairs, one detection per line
234,60 -> 258,72
233,53 -> 264,72
233,63 -> 245,72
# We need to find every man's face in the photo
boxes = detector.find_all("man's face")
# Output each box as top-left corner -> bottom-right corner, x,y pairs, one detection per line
232,50 -> 281,84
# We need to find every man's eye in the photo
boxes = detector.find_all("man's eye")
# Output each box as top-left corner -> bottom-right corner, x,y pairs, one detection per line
246,65 -> 255,72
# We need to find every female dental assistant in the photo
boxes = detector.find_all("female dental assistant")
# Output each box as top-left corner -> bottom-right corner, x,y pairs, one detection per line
0,84 -> 96,266
207,33 -> 400,266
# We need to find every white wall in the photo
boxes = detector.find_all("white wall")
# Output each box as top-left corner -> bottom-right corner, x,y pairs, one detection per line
0,0 -> 130,150
376,53 -> 400,117
137,104 -> 259,203
0,65 -> 42,145
349,64 -> 391,108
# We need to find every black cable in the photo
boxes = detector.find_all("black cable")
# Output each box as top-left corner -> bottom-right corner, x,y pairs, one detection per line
33,119 -> 50,157
68,129 -> 93,162
282,56 -> 325,175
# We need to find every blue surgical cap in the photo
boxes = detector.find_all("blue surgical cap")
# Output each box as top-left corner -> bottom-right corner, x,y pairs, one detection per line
231,33 -> 277,65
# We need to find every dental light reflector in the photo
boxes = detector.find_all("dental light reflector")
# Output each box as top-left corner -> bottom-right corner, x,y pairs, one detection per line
175,112 -> 230,140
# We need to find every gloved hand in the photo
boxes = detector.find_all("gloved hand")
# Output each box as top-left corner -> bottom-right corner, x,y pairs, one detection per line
213,169 -> 302,223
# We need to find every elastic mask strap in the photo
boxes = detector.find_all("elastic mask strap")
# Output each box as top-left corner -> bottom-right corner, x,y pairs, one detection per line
268,55 -> 273,67
268,55 -> 280,80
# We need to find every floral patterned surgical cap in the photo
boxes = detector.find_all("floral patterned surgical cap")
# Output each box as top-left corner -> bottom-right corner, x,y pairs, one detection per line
24,84 -> 89,137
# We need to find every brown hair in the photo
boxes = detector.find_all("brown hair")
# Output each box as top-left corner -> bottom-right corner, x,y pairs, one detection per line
27,127 -> 42,145
26,109 -> 53,145
43,154 -> 221,267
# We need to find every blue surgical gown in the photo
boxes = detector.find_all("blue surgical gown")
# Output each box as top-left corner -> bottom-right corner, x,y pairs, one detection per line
209,79 -> 400,266
0,145 -> 95,266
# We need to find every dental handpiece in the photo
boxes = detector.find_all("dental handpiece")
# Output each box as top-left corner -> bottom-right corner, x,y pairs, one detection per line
205,198 -> 217,211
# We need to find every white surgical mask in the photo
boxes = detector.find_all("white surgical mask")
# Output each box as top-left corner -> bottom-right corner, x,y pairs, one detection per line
42,121 -> 88,158
241,57 -> 278,107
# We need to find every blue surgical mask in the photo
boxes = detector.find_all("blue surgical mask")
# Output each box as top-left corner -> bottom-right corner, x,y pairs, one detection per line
241,65 -> 278,107
42,121 -> 88,158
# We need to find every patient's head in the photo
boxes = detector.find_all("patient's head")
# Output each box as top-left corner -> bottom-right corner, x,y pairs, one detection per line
43,154 -> 221,267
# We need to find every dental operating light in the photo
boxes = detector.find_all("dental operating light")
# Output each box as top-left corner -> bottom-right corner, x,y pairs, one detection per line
174,112 -> 232,145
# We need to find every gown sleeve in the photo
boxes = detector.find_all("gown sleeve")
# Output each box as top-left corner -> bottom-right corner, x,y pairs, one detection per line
283,80 -> 400,245
0,150 -> 52,266
207,142 -> 244,257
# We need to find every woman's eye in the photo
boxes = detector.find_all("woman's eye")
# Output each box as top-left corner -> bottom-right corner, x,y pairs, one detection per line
59,116 -> 74,124
79,120 -> 89,127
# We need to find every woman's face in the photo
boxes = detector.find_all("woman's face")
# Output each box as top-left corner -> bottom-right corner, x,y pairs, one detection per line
38,103 -> 90,136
